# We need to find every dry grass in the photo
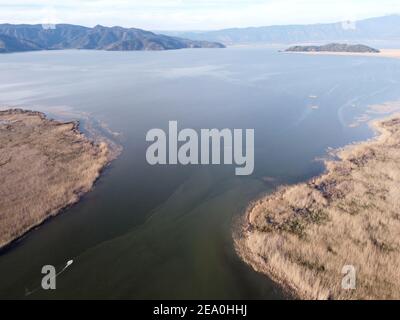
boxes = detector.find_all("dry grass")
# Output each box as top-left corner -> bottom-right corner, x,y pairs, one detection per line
0,109 -> 112,250
235,113 -> 400,300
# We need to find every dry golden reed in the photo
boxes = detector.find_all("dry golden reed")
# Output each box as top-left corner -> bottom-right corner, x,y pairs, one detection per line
0,109 -> 111,249
235,114 -> 400,300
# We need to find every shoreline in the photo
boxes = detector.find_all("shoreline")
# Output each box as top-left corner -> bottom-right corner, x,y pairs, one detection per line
285,49 -> 400,59
235,111 -> 400,300
0,109 -> 121,251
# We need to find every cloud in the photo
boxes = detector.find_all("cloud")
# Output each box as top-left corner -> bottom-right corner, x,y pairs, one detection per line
0,0 -> 399,30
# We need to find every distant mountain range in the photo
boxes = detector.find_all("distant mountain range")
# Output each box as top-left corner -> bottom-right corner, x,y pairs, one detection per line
0,24 -> 225,53
285,43 -> 380,53
162,15 -> 400,45
1,15 -> 399,53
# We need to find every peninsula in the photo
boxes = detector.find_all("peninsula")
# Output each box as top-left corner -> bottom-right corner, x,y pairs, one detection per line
0,109 -> 115,250
235,112 -> 400,300
0,24 -> 225,53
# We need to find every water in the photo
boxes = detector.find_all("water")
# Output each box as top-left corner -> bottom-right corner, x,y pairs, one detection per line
0,47 -> 399,299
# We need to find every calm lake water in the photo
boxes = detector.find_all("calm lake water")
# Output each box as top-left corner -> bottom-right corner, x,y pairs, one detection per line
0,47 -> 399,299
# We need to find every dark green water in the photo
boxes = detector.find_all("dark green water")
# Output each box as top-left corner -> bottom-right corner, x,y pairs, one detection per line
0,47 -> 399,299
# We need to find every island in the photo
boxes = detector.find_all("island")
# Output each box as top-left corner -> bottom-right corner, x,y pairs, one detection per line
0,109 -> 116,250
235,112 -> 400,299
285,43 -> 380,53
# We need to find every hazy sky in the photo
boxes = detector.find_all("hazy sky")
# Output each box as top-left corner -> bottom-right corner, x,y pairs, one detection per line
0,0 -> 399,30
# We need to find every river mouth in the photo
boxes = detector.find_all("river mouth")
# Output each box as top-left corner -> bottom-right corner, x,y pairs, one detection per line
0,47 -> 400,299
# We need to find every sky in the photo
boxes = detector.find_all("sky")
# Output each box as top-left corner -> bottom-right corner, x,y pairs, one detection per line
0,0 -> 399,30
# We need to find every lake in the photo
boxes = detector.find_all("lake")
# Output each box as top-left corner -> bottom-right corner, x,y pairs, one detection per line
0,47 -> 399,299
